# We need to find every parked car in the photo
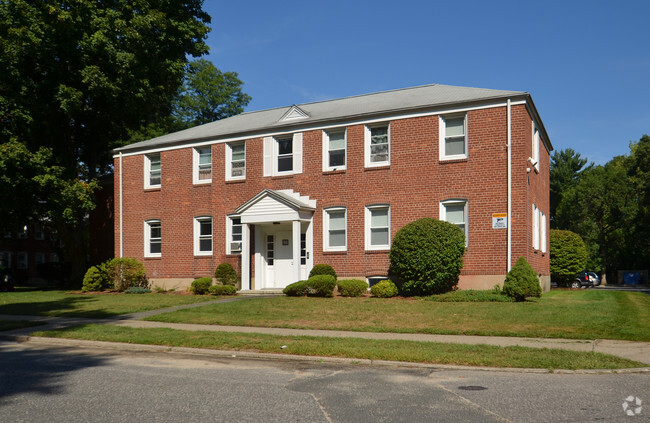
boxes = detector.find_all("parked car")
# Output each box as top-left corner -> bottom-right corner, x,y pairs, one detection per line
571,271 -> 596,289
0,268 -> 14,292
587,272 -> 601,286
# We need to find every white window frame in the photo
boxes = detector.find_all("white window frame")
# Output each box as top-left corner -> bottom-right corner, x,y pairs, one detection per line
323,207 -> 347,252
540,210 -> 547,253
532,204 -> 540,250
367,276 -> 387,288
17,252 -> 28,269
439,114 -> 468,161
365,204 -> 391,250
440,199 -> 468,246
144,153 -> 161,189
322,129 -> 347,172
364,123 -> 390,167
144,219 -> 162,258
194,216 -> 213,256
193,147 -> 212,184
226,215 -> 243,255
263,133 -> 303,177
532,124 -> 540,172
34,252 -> 45,267
34,224 -> 45,240
226,141 -> 246,180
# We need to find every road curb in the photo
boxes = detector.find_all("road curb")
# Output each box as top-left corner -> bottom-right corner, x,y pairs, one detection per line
10,335 -> 650,375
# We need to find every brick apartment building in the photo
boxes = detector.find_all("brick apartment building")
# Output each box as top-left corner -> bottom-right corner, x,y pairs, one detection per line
113,84 -> 552,291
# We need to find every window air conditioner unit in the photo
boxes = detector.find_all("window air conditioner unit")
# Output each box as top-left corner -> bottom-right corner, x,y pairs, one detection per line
230,242 -> 242,252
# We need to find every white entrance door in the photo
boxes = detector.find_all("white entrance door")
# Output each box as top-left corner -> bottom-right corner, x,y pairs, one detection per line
273,230 -> 294,288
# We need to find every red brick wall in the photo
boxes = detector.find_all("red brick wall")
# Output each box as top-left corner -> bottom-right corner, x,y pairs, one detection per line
114,103 -> 550,285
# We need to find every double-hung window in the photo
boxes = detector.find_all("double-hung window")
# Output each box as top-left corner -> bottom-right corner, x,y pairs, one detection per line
532,204 -> 546,252
324,207 -> 347,251
323,129 -> 346,171
17,252 -> 28,269
263,133 -> 303,176
193,147 -> 212,183
194,217 -> 213,255
227,216 -> 242,254
365,124 -> 390,167
440,115 -> 467,160
145,153 -> 161,188
532,124 -> 540,172
440,199 -> 468,245
365,205 -> 390,250
227,142 -> 246,180
145,220 -> 162,257
0,251 -> 11,268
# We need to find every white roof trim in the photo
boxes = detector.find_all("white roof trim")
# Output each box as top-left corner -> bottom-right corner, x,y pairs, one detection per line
279,105 -> 310,121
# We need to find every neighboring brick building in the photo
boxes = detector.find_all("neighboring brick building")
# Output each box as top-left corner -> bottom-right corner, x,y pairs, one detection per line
113,84 -> 552,291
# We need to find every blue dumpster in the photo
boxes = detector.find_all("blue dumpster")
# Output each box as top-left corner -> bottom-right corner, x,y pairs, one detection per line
624,272 -> 641,285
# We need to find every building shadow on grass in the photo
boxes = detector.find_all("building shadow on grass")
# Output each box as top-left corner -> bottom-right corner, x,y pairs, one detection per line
0,295 -> 119,318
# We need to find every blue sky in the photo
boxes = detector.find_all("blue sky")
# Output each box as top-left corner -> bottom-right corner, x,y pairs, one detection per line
202,0 -> 649,165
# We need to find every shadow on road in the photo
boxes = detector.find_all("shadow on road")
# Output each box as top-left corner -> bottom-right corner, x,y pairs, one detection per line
0,343 -> 109,404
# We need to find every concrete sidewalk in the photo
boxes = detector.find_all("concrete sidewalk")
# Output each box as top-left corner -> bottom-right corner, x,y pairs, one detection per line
1,300 -> 649,366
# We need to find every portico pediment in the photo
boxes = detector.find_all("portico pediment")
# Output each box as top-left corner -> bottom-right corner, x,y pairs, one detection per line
235,189 -> 316,224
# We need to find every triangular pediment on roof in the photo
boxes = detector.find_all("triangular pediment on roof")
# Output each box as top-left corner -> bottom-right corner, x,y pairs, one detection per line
235,189 -> 316,224
279,105 -> 309,122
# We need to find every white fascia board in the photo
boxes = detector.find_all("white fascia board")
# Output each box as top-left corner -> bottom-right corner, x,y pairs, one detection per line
113,99 -> 528,158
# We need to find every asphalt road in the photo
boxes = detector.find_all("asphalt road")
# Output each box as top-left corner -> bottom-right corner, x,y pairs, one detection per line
0,342 -> 647,422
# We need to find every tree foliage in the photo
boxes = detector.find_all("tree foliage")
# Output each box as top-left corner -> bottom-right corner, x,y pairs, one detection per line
550,148 -> 591,225
502,257 -> 541,302
549,229 -> 588,286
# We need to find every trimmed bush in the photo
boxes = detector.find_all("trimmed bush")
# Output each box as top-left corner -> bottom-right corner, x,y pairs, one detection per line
370,280 -> 399,298
306,275 -> 337,297
103,258 -> 148,292
82,265 -> 109,292
337,279 -> 368,297
308,264 -> 337,280
124,287 -> 151,294
208,284 -> 237,295
503,257 -> 542,302
550,229 -> 588,287
215,263 -> 239,286
389,218 -> 465,296
191,277 -> 212,295
283,280 -> 310,297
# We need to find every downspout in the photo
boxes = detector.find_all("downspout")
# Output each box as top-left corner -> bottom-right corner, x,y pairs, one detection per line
119,152 -> 124,258
507,99 -> 512,272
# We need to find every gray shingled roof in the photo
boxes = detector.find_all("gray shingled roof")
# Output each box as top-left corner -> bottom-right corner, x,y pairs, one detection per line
114,83 -> 534,154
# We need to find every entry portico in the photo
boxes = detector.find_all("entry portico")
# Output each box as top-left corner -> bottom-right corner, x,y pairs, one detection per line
235,189 -> 316,290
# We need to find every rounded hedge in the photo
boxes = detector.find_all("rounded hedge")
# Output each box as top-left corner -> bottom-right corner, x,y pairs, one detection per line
82,265 -> 109,292
103,257 -> 148,292
215,263 -> 239,286
389,218 -> 465,296
283,280 -> 309,297
336,279 -> 368,297
370,280 -> 399,298
191,277 -> 212,295
550,229 -> 588,287
308,264 -> 337,280
208,284 -> 237,295
502,257 -> 542,301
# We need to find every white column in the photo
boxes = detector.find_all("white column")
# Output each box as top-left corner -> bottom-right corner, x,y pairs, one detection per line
241,224 -> 251,290
306,220 -> 313,277
254,225 -> 263,290
292,220 -> 301,283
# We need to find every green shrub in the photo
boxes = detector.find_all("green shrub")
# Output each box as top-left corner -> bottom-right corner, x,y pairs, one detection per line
550,229 -> 588,287
337,279 -> 368,297
208,284 -> 237,295
308,264 -> 337,280
306,275 -> 337,297
283,280 -> 310,297
214,263 -> 239,286
389,218 -> 465,296
190,277 -> 213,295
503,257 -> 542,302
370,280 -> 399,298
428,289 -> 512,302
103,258 -> 148,292
82,265 -> 109,292
124,287 -> 151,294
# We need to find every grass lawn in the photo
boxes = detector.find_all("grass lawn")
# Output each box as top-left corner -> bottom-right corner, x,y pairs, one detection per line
0,319 -> 46,331
0,290 -> 215,318
145,290 -> 650,341
33,324 -> 643,370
